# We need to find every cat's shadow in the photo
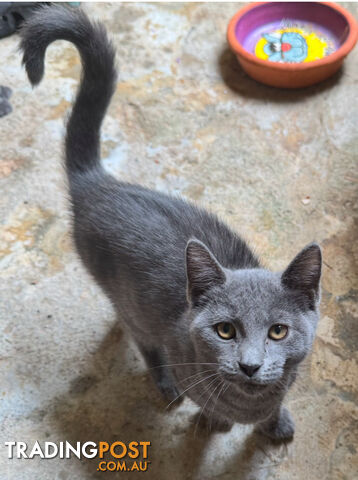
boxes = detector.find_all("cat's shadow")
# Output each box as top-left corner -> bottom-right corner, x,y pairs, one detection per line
218,47 -> 343,102
50,321 -> 291,479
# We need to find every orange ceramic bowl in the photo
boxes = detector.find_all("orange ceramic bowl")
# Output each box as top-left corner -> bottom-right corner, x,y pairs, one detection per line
227,2 -> 358,88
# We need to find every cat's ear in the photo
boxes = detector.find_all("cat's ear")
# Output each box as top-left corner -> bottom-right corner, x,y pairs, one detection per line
281,243 -> 322,308
186,239 -> 226,306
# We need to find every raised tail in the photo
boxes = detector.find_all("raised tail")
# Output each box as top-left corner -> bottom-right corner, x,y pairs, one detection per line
20,5 -> 117,175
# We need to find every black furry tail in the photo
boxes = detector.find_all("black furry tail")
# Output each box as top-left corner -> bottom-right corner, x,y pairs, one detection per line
20,5 -> 117,174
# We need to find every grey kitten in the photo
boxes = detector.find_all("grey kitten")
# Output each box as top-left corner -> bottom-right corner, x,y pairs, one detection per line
20,6 -> 322,441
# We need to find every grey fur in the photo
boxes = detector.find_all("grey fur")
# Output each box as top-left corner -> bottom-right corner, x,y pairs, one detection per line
20,6 -> 322,441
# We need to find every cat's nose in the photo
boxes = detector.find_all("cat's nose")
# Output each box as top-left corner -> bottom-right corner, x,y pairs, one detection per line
239,363 -> 261,377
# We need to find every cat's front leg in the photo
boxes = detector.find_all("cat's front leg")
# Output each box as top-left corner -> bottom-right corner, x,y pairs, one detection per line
137,342 -> 182,405
255,405 -> 295,441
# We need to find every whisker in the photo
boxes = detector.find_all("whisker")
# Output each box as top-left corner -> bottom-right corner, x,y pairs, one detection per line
194,378 -> 224,437
193,375 -> 220,404
149,362 -> 220,370
165,372 -> 220,410
177,368 -> 216,386
209,380 -> 227,432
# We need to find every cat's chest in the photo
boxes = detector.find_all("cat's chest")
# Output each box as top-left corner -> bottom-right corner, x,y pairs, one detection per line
213,385 -> 278,424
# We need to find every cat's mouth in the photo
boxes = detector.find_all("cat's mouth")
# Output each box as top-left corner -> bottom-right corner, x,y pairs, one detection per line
222,372 -> 272,394
239,380 -> 270,394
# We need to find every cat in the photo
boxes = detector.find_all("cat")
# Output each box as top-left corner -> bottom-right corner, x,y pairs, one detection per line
20,5 -> 322,441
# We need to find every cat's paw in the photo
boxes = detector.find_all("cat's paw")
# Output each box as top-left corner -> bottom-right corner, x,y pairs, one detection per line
255,407 -> 295,442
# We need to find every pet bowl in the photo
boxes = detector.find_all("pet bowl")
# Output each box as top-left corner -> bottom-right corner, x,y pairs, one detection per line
227,2 -> 358,88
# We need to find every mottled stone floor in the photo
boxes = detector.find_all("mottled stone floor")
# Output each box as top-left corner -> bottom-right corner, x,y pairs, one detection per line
0,3 -> 357,480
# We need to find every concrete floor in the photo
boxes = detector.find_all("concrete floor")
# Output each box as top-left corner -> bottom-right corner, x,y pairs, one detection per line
0,2 -> 357,479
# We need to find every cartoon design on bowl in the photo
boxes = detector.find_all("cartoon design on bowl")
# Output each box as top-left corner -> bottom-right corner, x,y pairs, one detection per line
263,32 -> 308,62
255,23 -> 336,63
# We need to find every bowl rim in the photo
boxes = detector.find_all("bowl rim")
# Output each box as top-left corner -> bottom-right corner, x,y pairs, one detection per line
227,1 -> 358,70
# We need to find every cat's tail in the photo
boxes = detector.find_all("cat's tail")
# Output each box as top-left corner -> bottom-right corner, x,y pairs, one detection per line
20,5 -> 117,175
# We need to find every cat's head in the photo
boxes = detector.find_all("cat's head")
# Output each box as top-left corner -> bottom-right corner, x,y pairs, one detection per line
185,239 -> 322,395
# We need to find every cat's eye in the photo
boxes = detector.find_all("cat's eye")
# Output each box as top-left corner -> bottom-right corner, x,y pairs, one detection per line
216,322 -> 236,340
268,324 -> 288,341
